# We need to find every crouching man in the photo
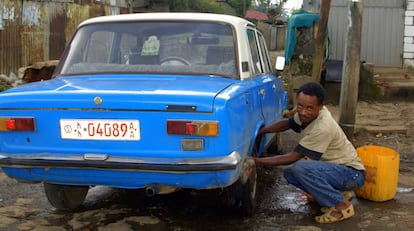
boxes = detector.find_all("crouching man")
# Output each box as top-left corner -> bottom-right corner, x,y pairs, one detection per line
255,82 -> 365,223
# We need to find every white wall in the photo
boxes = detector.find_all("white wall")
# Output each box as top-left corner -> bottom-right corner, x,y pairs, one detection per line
404,0 -> 414,67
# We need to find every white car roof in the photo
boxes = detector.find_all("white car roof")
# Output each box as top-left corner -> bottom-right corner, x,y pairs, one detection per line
78,12 -> 255,29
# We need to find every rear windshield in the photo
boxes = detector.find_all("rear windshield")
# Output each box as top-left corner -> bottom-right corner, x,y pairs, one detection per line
57,21 -> 238,78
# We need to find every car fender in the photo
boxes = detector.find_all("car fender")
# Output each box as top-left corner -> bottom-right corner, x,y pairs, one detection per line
246,119 -> 266,158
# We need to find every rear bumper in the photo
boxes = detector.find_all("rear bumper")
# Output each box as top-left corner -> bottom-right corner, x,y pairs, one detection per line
0,151 -> 241,172
0,152 -> 242,189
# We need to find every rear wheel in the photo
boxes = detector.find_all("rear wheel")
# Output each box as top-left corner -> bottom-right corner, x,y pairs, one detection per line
44,182 -> 89,210
225,157 -> 257,216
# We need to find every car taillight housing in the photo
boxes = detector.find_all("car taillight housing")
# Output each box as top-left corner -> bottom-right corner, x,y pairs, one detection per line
0,117 -> 35,131
167,120 -> 219,136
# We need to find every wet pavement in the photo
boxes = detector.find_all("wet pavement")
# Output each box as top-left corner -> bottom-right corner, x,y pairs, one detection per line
1,130 -> 414,231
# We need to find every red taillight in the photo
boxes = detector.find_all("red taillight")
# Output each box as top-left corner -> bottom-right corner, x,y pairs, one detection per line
167,120 -> 218,136
0,117 -> 35,131
186,123 -> 197,135
5,119 -> 15,130
167,120 -> 191,135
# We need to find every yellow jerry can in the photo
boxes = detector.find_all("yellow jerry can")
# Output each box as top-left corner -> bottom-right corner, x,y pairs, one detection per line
355,145 -> 400,202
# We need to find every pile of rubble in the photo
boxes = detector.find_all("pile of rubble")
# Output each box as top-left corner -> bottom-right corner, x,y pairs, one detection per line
0,60 -> 58,92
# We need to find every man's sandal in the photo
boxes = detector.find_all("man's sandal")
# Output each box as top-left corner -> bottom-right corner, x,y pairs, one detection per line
320,191 -> 353,212
320,206 -> 335,213
315,204 -> 355,223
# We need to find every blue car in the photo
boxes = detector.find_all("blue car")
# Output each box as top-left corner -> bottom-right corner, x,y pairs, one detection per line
0,12 -> 285,215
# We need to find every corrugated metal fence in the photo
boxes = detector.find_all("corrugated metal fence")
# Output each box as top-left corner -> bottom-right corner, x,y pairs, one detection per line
328,0 -> 404,67
257,21 -> 286,51
0,0 -> 128,77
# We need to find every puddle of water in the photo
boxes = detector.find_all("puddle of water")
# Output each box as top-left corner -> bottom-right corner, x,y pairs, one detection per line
397,187 -> 413,193
279,192 -> 311,213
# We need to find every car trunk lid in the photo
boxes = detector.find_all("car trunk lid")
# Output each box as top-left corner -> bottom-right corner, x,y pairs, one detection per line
0,74 -> 235,112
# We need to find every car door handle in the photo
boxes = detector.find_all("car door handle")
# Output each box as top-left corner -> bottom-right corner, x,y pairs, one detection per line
260,89 -> 265,96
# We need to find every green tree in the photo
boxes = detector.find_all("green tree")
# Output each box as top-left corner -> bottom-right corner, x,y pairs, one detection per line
168,0 -> 190,11
255,0 -> 272,13
169,0 -> 223,13
227,0 -> 252,17
254,0 -> 285,16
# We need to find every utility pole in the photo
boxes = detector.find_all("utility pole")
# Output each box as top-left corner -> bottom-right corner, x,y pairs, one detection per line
243,0 -> 246,17
339,0 -> 363,139
311,0 -> 331,82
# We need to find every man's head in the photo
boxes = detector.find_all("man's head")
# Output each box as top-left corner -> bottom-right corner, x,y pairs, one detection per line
296,82 -> 325,125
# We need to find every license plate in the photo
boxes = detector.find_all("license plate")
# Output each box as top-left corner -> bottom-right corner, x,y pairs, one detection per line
60,119 -> 140,141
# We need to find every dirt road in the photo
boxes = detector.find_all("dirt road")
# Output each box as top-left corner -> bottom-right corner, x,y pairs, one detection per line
327,102 -> 414,161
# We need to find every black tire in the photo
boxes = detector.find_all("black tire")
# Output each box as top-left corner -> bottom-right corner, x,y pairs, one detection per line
43,182 -> 89,210
225,158 -> 257,216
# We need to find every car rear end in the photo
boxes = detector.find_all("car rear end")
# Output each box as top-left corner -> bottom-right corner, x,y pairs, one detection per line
0,74 -> 246,190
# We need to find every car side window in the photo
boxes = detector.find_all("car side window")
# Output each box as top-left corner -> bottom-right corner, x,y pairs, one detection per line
247,29 -> 262,75
257,32 -> 272,73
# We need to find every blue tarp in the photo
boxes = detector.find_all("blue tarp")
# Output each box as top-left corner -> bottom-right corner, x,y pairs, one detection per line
285,9 -> 320,64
